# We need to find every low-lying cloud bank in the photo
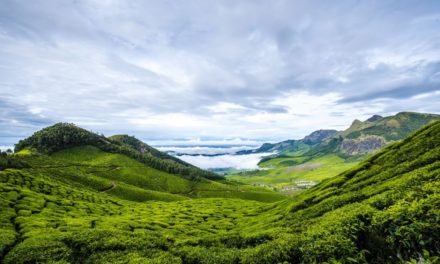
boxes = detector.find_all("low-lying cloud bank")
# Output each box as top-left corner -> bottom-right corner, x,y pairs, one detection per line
177,153 -> 273,170
156,145 -> 257,156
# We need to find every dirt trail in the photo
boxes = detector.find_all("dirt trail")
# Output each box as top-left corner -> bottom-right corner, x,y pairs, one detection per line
101,181 -> 117,192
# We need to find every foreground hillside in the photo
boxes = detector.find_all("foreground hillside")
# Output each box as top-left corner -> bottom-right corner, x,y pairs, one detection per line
230,112 -> 439,190
0,120 -> 439,263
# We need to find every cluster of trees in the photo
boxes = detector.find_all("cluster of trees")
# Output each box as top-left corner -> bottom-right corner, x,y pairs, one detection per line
14,123 -> 106,154
0,151 -> 28,170
14,123 -> 222,180
1,149 -> 12,155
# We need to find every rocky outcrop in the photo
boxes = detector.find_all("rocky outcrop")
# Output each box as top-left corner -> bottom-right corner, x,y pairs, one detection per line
340,135 -> 386,155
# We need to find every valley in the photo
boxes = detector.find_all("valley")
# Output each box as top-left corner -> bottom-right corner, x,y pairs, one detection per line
1,117 -> 440,263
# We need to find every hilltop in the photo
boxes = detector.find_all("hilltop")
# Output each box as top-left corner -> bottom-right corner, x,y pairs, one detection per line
0,119 -> 439,263
336,111 -> 440,155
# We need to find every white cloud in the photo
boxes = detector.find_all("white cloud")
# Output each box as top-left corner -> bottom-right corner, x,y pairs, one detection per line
178,153 -> 274,169
206,102 -> 246,113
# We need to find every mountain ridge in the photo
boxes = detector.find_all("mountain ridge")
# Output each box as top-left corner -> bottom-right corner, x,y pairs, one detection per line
254,111 -> 440,159
237,129 -> 338,155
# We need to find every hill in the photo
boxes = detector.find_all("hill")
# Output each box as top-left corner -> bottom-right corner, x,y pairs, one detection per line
10,123 -> 284,203
15,123 -> 220,180
229,112 -> 440,190
0,119 -> 439,263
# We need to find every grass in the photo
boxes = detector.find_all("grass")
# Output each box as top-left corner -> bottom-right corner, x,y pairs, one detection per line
14,149 -> 32,156
52,146 -> 195,194
228,154 -> 360,189
1,120 -> 440,263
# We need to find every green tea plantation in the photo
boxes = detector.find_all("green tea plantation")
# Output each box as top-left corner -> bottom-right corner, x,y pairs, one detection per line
1,121 -> 440,263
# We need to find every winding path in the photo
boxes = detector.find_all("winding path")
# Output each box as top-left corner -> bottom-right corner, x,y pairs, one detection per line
101,181 -> 117,192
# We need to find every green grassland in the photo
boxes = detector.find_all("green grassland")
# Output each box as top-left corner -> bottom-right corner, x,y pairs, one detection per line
228,154 -> 360,189
1,120 -> 440,263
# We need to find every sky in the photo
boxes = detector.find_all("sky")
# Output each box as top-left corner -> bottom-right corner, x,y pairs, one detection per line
1,0 -> 440,146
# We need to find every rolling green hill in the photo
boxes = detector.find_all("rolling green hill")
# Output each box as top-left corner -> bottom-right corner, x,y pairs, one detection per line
0,119 -> 439,263
10,123 -> 284,203
229,112 -> 440,190
14,123 -> 221,181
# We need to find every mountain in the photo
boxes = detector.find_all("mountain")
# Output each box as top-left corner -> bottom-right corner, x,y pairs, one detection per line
262,112 -> 439,158
315,111 -> 440,156
237,129 -> 338,154
1,120 -> 439,263
365,114 -> 383,122
302,129 -> 339,144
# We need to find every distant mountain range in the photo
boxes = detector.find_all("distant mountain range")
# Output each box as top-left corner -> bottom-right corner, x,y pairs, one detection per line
237,129 -> 338,155
243,112 -> 440,162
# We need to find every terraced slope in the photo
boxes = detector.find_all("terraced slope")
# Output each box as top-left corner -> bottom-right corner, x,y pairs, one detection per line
0,120 -> 439,263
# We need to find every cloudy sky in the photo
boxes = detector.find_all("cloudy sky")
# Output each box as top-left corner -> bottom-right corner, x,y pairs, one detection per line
1,0 -> 440,146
